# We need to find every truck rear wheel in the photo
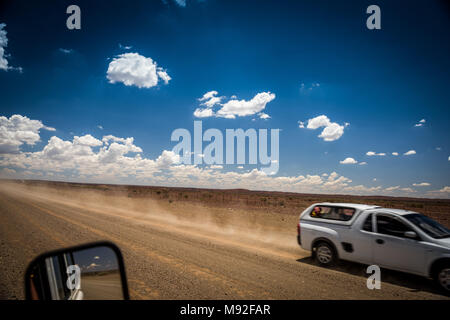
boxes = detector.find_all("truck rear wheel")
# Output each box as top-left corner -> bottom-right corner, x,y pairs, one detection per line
433,263 -> 450,294
314,242 -> 337,267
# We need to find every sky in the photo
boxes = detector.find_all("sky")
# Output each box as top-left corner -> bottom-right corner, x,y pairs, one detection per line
0,0 -> 449,198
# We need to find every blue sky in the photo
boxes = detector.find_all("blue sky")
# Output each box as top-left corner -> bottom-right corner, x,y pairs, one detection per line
0,0 -> 449,197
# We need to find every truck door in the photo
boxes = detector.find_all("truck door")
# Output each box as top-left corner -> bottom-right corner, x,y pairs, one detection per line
352,213 -> 376,264
373,213 -> 427,275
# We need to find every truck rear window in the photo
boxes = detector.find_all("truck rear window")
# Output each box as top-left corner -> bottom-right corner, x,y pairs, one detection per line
310,206 -> 356,221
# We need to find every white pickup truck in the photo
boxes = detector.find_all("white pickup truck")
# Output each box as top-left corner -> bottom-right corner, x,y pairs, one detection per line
297,203 -> 450,292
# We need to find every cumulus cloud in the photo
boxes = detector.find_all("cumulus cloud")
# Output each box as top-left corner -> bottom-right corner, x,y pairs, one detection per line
73,134 -> 103,147
427,186 -> 450,198
366,151 -> 386,156
106,53 -> 170,88
0,23 -> 21,72
198,91 -> 222,107
194,91 -> 275,119
193,108 -> 214,118
412,182 -> 430,187
404,150 -> 416,156
437,186 -> 450,193
157,70 -> 171,84
258,112 -> 270,119
414,119 -> 426,127
392,152 -> 399,156
385,186 -> 400,191
0,23 -> 8,70
0,115 -> 55,153
301,115 -> 346,141
1,114 -> 440,198
340,157 -> 358,164
119,44 -> 133,50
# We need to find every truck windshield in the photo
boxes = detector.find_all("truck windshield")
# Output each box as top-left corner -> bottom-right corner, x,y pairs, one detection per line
404,214 -> 450,239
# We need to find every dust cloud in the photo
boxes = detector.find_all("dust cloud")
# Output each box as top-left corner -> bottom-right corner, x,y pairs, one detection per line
0,181 -> 300,259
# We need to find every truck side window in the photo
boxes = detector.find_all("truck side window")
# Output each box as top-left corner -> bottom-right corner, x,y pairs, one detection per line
362,214 -> 373,232
376,215 -> 412,238
310,206 -> 355,221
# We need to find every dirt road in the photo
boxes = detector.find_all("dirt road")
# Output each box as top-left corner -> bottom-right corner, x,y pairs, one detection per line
0,183 -> 448,300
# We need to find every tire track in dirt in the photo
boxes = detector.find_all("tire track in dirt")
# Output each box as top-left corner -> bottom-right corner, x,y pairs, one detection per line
23,199 -> 265,299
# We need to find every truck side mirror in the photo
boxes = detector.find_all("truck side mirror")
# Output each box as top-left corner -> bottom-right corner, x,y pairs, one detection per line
25,241 -> 129,300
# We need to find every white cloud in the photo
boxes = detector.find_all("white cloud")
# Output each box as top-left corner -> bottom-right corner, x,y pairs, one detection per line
359,162 -> 367,165
0,115 -> 55,153
427,186 -> 450,198
404,150 -> 416,156
385,186 -> 400,191
259,112 -> 270,119
366,151 -> 386,156
1,114 -> 442,199
199,91 -> 218,102
435,147 -> 441,151
392,152 -> 399,156
340,157 -> 358,164
0,23 -> 21,72
414,119 -> 426,127
157,69 -> 171,84
198,91 -> 223,108
437,186 -> 450,193
306,115 -> 330,130
119,44 -> 133,50
106,53 -> 170,88
412,182 -> 430,187
194,91 -> 275,119
217,92 -> 275,119
303,115 -> 345,142
298,121 -> 305,128
193,108 -> 214,118
156,150 -> 180,167
73,134 -> 103,147
0,23 -> 8,70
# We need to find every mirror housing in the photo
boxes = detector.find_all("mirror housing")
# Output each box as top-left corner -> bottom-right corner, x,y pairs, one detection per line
404,231 -> 418,239
25,241 -> 129,300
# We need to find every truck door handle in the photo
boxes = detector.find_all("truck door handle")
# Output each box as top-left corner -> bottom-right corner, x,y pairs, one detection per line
376,239 -> 384,245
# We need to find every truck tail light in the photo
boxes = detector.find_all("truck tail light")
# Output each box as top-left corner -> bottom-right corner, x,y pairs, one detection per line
297,222 -> 301,235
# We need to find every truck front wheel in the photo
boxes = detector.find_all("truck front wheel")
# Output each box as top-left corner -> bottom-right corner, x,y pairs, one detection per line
314,242 -> 337,267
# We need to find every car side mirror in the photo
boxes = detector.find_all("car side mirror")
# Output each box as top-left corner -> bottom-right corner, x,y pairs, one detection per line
404,231 -> 418,239
25,241 -> 129,300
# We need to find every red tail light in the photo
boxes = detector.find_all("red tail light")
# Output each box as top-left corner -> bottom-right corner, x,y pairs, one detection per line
297,222 -> 301,235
